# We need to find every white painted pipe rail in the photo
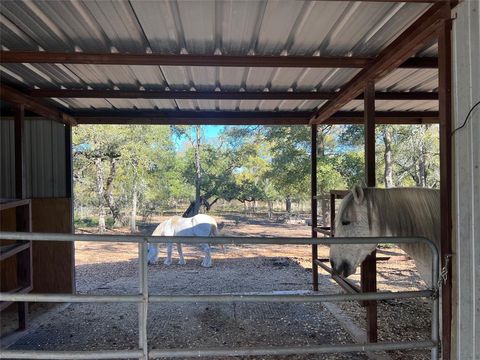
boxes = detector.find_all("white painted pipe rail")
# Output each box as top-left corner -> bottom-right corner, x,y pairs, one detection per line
0,232 -> 440,360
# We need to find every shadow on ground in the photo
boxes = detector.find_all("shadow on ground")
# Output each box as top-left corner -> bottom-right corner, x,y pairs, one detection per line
4,256 -> 371,360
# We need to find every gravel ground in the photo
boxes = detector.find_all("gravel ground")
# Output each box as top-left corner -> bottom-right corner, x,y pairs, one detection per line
2,215 -> 433,359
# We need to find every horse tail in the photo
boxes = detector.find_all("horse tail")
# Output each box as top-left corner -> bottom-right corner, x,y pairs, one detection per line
210,223 -> 219,237
210,223 -> 225,254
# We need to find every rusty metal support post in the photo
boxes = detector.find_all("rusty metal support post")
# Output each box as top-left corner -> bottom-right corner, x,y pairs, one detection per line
330,193 -> 336,236
14,103 -> 30,330
65,124 -> 75,293
438,9 -> 453,360
362,80 -> 378,343
311,125 -> 319,291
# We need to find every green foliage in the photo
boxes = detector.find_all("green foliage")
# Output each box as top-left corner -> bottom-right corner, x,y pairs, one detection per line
73,125 -> 178,223
337,152 -> 365,188
263,126 -> 310,201
74,217 -> 98,228
73,122 -> 440,222
375,125 -> 440,188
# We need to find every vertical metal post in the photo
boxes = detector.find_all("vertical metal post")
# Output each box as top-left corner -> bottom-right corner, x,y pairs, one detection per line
14,104 -> 26,200
65,125 -> 75,293
362,80 -> 378,343
431,247 -> 440,360
138,241 -> 148,359
438,8 -> 453,360
65,125 -> 73,200
311,125 -> 318,291
330,193 -> 336,236
14,104 -> 29,330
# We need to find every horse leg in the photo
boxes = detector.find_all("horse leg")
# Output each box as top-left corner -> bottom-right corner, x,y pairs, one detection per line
177,243 -> 186,265
147,243 -> 158,265
164,242 -> 173,266
200,243 -> 212,267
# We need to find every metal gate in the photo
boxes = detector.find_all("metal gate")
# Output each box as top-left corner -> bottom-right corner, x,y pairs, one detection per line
0,232 -> 440,359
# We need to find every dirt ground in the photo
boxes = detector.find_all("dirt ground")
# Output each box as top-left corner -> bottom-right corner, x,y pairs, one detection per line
1,214 -> 432,359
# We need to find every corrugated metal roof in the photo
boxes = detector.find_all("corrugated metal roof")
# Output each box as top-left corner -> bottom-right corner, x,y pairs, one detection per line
0,0 -> 438,113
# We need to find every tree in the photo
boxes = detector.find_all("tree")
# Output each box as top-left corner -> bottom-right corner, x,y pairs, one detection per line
73,126 -> 124,231
73,125 -> 175,232
375,125 -> 440,188
115,126 -> 175,231
382,125 -> 394,188
262,126 -> 310,214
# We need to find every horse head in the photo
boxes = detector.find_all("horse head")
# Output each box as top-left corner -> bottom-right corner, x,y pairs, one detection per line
329,185 -> 379,278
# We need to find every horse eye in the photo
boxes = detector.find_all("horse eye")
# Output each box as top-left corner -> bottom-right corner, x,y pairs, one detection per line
342,220 -> 351,226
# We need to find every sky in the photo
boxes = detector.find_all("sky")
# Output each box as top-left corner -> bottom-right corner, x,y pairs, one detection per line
174,125 -> 224,151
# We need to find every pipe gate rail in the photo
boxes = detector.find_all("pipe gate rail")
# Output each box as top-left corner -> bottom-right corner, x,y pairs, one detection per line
0,232 -> 440,360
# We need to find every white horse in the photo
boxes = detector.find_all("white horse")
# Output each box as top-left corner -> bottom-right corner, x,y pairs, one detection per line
329,185 -> 440,286
147,214 -> 218,267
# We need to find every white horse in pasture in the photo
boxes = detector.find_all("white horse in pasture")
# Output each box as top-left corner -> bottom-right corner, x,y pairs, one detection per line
329,185 -> 440,286
147,214 -> 218,267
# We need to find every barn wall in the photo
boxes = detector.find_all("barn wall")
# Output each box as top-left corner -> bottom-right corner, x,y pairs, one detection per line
31,198 -> 74,293
452,2 -> 480,359
0,117 -> 74,294
0,120 -> 15,197
0,118 -> 67,199
0,199 -> 74,294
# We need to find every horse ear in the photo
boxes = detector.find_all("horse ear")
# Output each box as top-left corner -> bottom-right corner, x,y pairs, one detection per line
352,184 -> 365,204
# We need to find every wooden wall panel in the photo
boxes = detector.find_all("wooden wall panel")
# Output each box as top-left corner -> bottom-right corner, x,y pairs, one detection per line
31,198 -> 74,293
0,208 -> 17,291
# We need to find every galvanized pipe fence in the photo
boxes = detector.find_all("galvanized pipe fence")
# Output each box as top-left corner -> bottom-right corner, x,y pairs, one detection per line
0,232 -> 440,359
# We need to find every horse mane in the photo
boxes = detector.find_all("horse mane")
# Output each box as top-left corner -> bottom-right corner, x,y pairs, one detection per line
340,187 -> 440,245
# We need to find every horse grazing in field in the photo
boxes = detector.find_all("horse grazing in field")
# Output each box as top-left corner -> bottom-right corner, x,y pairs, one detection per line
329,185 -> 440,286
147,214 -> 219,267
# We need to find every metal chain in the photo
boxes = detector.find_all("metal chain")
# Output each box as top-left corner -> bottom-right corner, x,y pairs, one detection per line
433,255 -> 451,299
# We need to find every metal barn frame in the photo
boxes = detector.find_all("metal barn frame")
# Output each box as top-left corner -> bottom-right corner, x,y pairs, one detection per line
0,1 -> 456,358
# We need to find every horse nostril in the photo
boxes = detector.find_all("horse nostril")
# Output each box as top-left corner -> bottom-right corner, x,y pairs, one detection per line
330,259 -> 336,270
338,261 -> 351,278
341,220 -> 351,226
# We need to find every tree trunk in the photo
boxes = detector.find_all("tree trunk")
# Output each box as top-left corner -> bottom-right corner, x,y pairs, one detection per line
417,125 -> 428,187
94,158 -> 106,233
317,127 -> 330,222
130,182 -> 137,233
104,157 -> 122,226
383,125 -> 394,188
418,156 -> 427,187
268,200 -> 273,219
285,197 -> 292,214
182,201 -> 196,218
193,125 -> 202,215
321,198 -> 329,225
98,206 -> 106,233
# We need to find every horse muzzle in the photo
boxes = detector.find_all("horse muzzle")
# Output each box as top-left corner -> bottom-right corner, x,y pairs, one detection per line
330,259 -> 355,278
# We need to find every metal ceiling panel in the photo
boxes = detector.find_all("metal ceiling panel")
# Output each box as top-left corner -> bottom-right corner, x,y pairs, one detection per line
60,98 -> 114,110
376,68 -> 438,92
217,100 -> 238,111
341,99 -> 439,112
259,99 -> 283,111
0,0 -> 438,115
297,100 -> 327,111
218,0 -> 264,55
218,67 -> 246,90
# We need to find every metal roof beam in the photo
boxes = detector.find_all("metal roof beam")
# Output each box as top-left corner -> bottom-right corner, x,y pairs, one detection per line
27,89 -> 439,101
71,110 -> 438,126
310,2 -> 448,124
0,84 -> 77,126
316,0 -> 449,3
0,51 -> 437,69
